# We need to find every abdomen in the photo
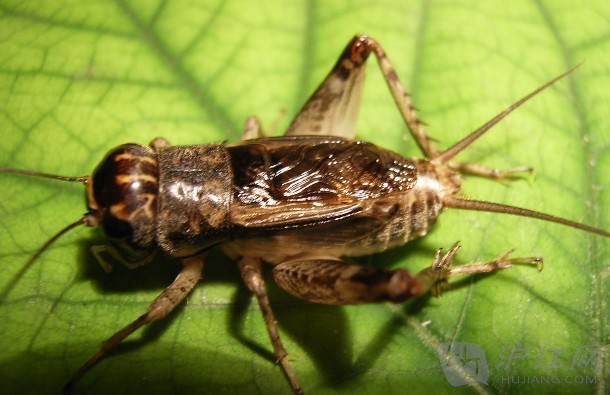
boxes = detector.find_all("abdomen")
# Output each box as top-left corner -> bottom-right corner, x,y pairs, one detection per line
222,137 -> 443,262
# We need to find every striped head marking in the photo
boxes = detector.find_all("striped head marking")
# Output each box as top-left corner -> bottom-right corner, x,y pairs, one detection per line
87,144 -> 159,248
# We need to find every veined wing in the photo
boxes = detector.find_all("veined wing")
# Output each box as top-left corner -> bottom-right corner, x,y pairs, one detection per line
284,36 -> 369,139
228,137 -> 417,233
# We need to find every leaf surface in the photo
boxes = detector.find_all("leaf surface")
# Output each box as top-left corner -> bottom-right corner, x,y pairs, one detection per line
0,1 -> 609,394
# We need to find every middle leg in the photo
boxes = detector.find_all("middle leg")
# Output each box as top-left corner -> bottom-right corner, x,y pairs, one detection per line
238,256 -> 303,394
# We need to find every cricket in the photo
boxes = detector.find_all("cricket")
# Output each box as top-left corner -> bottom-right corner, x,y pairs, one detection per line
1,35 -> 609,393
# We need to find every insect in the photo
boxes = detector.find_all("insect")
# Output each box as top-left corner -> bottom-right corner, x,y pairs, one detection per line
0,35 -> 608,394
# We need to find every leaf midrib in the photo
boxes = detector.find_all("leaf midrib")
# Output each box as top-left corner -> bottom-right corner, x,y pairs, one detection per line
114,0 -> 240,135
535,0 -> 606,391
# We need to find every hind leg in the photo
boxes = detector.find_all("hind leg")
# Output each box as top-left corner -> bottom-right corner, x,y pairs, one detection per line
272,246 -> 542,305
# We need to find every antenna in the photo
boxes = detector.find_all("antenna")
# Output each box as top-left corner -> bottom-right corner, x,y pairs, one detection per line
0,167 -> 88,183
0,167 -> 91,300
0,217 -> 87,300
434,65 -> 582,163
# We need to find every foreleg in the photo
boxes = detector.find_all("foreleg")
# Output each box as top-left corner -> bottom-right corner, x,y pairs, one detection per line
65,256 -> 204,390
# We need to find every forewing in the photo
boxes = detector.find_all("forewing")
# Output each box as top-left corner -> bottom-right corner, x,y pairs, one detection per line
229,137 -> 417,241
231,201 -> 364,229
231,197 -> 400,249
285,37 -> 369,139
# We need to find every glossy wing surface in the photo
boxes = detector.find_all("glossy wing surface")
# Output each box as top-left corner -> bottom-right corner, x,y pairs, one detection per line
228,137 -> 417,231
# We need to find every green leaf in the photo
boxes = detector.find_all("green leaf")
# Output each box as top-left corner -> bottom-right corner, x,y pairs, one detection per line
1,1 -> 608,394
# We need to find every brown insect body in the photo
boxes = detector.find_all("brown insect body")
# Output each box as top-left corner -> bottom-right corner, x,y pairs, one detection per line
88,137 -> 458,270
1,35 -> 608,394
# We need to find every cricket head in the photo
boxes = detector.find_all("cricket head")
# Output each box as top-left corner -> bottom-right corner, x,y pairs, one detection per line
86,143 -> 158,249
1,143 -> 160,248
0,143 -> 162,298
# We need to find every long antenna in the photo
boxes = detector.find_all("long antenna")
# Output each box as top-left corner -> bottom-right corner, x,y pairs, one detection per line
444,196 -> 610,238
0,167 -> 87,183
0,217 -> 87,301
0,167 -> 92,300
434,64 -> 582,163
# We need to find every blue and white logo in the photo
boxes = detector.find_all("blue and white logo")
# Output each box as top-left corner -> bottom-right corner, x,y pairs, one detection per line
437,342 -> 489,386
